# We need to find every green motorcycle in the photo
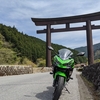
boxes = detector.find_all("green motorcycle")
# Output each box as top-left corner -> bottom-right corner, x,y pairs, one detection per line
48,46 -> 84,100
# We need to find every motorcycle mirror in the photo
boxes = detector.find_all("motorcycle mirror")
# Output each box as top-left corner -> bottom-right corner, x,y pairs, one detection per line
48,46 -> 54,51
77,52 -> 85,56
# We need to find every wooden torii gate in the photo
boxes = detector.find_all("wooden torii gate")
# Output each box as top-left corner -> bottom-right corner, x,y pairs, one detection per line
31,12 -> 100,66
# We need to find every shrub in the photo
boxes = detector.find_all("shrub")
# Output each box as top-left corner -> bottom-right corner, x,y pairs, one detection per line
36,58 -> 46,67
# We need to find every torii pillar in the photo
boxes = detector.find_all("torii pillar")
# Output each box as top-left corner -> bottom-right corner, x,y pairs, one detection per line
86,20 -> 94,65
46,24 -> 51,67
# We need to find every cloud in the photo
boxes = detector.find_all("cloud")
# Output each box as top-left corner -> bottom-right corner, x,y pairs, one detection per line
0,0 -> 100,48
93,30 -> 100,44
51,31 -> 87,48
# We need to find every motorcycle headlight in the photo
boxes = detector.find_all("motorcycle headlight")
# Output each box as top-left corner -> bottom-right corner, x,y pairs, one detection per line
53,58 -> 61,66
63,60 -> 74,67
56,60 -> 61,65
63,63 -> 70,67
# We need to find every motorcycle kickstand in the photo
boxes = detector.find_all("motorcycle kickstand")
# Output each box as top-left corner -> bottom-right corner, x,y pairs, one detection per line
64,86 -> 70,94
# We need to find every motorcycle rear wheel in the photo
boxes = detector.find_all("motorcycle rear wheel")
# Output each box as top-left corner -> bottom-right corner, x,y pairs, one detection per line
52,76 -> 65,100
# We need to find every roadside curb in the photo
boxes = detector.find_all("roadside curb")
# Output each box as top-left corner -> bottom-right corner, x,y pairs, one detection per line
76,72 -> 93,100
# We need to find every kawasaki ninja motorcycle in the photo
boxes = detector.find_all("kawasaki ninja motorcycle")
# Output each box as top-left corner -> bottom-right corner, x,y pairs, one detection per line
48,46 -> 85,100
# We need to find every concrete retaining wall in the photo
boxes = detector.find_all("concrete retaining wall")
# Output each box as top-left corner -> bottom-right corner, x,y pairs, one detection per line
82,62 -> 100,91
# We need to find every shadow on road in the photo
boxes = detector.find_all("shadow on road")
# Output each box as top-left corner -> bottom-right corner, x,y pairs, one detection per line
35,86 -> 54,100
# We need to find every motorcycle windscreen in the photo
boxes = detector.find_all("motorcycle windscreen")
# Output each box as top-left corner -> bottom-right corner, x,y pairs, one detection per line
58,49 -> 73,60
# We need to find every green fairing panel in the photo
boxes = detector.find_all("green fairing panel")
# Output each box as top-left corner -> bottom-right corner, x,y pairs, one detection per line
54,56 -> 75,68
54,71 -> 67,79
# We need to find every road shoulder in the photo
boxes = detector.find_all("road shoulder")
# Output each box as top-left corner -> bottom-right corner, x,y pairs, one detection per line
76,71 -> 94,100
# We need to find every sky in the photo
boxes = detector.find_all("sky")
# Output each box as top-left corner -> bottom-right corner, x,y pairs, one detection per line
0,0 -> 100,49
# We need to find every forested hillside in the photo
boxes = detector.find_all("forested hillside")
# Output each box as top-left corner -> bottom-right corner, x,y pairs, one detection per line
0,24 -> 87,66
75,43 -> 100,60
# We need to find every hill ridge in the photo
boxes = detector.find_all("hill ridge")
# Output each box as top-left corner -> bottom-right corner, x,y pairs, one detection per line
75,43 -> 100,60
0,24 -> 87,65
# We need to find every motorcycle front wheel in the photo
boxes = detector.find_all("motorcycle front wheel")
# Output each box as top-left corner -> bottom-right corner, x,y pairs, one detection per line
52,76 -> 65,100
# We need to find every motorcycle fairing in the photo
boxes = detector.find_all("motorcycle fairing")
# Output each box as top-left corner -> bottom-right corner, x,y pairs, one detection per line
54,71 -> 67,79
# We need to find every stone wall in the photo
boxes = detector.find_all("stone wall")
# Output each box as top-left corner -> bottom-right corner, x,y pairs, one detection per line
0,65 -> 33,76
0,65 -> 52,76
82,62 -> 100,91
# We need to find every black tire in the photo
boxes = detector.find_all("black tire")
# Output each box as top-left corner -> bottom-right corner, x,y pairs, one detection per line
52,76 -> 65,100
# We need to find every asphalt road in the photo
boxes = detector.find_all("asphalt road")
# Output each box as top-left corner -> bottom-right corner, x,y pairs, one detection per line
0,69 -> 93,100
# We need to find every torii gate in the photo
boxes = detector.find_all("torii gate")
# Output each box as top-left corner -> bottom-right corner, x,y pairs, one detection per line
31,12 -> 100,66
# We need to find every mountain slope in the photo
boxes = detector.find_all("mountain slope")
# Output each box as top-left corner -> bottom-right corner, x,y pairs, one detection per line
0,24 -> 87,65
75,46 -> 87,56
75,43 -> 100,59
0,33 -> 35,65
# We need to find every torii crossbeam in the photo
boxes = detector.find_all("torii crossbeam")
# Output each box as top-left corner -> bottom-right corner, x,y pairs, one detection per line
31,12 -> 100,66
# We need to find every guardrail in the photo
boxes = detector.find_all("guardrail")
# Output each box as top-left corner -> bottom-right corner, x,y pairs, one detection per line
0,65 -> 52,76
82,62 -> 100,91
